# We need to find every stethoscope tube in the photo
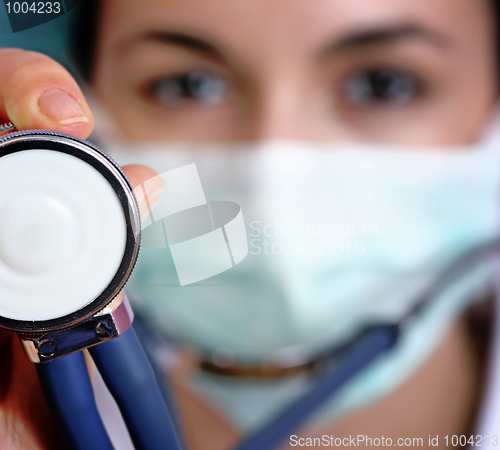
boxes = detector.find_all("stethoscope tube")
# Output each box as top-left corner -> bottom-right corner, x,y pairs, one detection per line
88,326 -> 183,450
36,351 -> 114,450
234,325 -> 399,450
37,325 -> 183,450
37,323 -> 398,450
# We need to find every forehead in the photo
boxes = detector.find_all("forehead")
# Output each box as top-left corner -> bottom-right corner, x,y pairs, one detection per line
99,0 -> 491,50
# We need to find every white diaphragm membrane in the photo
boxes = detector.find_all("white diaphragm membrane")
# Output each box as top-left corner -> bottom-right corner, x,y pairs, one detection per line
0,149 -> 127,321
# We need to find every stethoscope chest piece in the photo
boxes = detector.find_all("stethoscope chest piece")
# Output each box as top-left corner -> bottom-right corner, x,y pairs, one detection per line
0,126 -> 140,362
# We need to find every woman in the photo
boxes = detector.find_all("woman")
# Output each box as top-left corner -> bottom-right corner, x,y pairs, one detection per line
0,0 -> 499,448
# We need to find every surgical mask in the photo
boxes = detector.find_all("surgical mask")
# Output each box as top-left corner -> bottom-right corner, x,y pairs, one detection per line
103,126 -> 500,432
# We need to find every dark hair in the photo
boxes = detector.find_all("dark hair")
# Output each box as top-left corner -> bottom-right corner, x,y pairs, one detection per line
70,0 -> 101,82
71,0 -> 500,83
493,1 -> 500,68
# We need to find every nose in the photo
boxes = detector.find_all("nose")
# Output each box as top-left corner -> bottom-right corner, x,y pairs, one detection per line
248,76 -> 314,141
243,76 -> 350,142
247,80 -> 305,140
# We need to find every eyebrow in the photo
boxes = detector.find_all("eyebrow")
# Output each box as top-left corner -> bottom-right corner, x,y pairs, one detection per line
322,23 -> 452,55
123,23 -> 451,60
132,31 -> 222,58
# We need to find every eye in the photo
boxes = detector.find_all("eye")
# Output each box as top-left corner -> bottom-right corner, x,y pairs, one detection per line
343,69 -> 418,106
150,71 -> 229,106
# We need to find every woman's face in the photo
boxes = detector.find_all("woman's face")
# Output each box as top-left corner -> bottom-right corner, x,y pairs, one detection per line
93,0 -> 497,145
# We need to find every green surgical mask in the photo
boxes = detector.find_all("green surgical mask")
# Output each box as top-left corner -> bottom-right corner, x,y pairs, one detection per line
105,130 -> 500,431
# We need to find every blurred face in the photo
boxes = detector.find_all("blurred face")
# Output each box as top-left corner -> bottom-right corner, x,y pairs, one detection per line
93,0 -> 497,145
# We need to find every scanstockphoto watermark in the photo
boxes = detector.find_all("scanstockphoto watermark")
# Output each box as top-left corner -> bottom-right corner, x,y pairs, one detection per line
290,435 -> 424,447
290,434 -> 500,447
249,221 -> 379,258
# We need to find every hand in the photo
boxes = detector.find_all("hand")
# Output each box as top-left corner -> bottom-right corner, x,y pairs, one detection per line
0,48 -> 159,449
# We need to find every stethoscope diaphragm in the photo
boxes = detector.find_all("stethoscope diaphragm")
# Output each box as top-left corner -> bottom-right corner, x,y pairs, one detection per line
0,127 -> 140,333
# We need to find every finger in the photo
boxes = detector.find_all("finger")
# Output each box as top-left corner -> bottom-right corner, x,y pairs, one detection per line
0,329 -> 13,362
0,48 -> 93,139
122,164 -> 165,223
0,330 -> 65,449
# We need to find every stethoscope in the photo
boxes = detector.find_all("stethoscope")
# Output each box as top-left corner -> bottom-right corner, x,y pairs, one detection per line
0,123 -> 497,450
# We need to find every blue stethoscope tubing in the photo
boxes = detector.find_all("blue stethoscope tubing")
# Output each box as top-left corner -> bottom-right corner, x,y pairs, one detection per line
36,237 -> 500,450
234,325 -> 398,450
36,326 -> 184,450
36,322 -> 397,450
36,350 -> 114,450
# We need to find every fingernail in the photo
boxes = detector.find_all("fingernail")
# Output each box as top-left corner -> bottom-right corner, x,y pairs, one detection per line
38,89 -> 89,125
